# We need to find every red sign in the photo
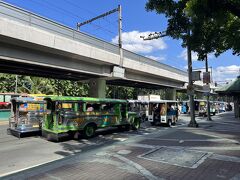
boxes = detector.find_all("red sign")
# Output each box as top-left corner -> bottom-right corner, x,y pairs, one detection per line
203,72 -> 210,83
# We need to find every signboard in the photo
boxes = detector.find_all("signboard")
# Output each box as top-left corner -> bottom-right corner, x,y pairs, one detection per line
203,72 -> 210,83
192,71 -> 201,81
137,95 -> 160,101
149,95 -> 161,101
62,103 -> 73,109
137,95 -> 148,101
112,66 -> 125,78
28,103 -> 41,111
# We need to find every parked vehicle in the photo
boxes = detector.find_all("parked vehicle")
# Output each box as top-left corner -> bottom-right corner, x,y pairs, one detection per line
194,99 -> 217,117
8,97 -> 45,138
195,100 -> 207,117
128,100 -> 149,122
148,100 -> 178,126
42,96 -> 140,141
214,101 -> 226,113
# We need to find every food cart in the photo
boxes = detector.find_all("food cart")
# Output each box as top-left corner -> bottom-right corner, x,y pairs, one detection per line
7,97 -> 45,138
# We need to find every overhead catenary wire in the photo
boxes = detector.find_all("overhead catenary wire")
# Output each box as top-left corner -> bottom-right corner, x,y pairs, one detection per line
63,0 -> 119,29
7,0 -> 187,69
26,0 -> 117,38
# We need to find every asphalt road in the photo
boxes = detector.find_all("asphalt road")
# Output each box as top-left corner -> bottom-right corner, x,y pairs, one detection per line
1,113 -> 231,178
0,115 -> 192,177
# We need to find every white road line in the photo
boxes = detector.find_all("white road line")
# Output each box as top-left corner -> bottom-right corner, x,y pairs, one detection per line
141,137 -> 239,144
230,173 -> 240,180
209,154 -> 240,163
112,153 -> 162,180
127,143 -> 156,149
0,157 -> 63,178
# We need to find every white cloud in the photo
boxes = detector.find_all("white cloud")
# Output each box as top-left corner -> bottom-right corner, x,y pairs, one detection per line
184,65 -> 239,85
178,49 -> 214,61
111,31 -> 167,54
145,55 -> 166,61
179,49 -> 198,61
212,65 -> 240,84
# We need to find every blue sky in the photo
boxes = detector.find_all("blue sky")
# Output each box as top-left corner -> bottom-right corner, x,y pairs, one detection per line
3,0 -> 240,84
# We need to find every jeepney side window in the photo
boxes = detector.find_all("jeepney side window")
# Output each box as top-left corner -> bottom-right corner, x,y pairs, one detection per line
120,103 -> 127,118
46,101 -> 54,114
0,95 -> 3,103
149,103 -> 153,115
5,95 -> 11,103
128,103 -> 132,111
86,103 -> 94,112
93,103 -> 101,112
78,102 -> 83,112
101,103 -> 114,113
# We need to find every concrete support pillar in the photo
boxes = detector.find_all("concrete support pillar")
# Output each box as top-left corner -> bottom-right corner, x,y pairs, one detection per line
89,79 -> 106,98
165,88 -> 177,100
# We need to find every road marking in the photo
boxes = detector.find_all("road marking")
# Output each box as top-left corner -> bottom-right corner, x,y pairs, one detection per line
112,153 -> 163,180
209,154 -> 240,163
141,137 -> 239,144
190,146 -> 240,151
127,143 -> 156,149
0,157 -> 63,178
230,173 -> 240,180
117,150 -> 132,155
45,173 -> 62,180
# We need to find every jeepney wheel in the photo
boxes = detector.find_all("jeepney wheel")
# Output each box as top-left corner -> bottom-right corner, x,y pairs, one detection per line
132,118 -> 141,130
83,124 -> 96,138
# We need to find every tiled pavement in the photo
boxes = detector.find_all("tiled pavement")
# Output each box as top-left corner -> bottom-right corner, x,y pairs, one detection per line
3,112 -> 240,180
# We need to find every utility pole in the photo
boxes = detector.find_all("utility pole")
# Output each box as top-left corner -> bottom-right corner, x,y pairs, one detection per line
118,5 -> 123,67
76,6 -> 123,67
140,30 -> 198,127
205,55 -> 212,121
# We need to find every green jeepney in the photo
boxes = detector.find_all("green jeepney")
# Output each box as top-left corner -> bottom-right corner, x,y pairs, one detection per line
42,96 -> 140,141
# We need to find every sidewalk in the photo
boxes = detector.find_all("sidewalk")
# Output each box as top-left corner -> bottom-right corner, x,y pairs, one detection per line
3,112 -> 240,180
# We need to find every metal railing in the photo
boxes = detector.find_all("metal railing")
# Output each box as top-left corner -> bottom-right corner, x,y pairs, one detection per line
0,1 -> 187,77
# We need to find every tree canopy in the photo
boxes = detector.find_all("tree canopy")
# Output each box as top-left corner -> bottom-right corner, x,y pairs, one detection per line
146,0 -> 240,60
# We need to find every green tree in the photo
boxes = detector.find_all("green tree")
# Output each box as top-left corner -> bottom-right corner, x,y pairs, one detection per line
146,0 -> 240,59
49,79 -> 89,96
0,73 -> 16,92
17,76 -> 55,94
